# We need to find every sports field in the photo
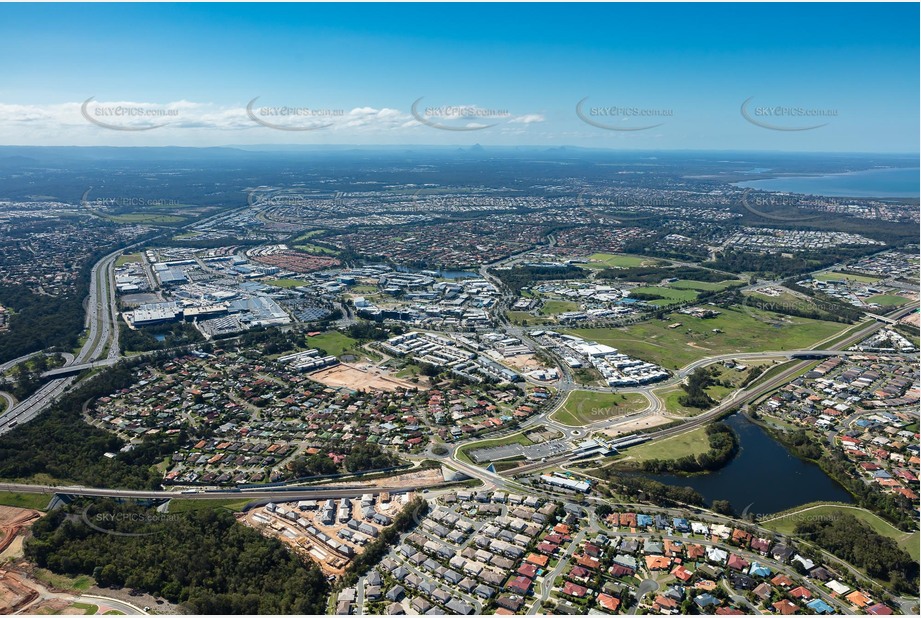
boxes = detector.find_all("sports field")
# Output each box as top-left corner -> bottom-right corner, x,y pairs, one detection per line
583,253 -> 657,269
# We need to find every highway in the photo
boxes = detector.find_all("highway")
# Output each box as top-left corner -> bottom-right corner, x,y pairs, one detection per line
0,481 -> 444,501
0,200 -> 260,435
0,248 -> 120,434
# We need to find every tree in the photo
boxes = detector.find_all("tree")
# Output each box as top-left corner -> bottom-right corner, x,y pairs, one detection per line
711,499 -> 735,516
594,503 -> 613,518
344,442 -> 398,473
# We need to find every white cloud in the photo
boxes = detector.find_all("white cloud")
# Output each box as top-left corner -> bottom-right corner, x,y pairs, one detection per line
509,114 -> 545,124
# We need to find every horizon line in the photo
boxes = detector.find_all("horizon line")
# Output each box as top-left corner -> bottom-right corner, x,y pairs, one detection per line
0,144 -> 918,157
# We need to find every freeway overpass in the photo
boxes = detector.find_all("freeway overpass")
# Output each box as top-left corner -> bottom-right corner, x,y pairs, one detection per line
41,358 -> 119,378
866,312 -> 901,325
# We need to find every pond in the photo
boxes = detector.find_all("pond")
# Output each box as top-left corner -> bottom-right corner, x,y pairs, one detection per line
641,413 -> 853,515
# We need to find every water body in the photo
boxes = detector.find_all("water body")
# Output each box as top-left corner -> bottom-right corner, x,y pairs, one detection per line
152,333 -> 167,342
395,265 -> 479,279
642,414 -> 853,515
734,167 -> 919,198
439,270 -> 479,280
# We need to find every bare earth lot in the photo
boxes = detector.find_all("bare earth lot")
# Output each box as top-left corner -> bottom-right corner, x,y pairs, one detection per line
597,413 -> 673,437
309,363 -> 422,391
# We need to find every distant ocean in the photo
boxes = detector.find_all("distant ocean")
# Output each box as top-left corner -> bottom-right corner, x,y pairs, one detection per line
734,166 -> 919,198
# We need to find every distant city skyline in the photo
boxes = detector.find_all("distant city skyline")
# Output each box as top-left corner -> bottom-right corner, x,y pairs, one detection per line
0,2 -> 918,152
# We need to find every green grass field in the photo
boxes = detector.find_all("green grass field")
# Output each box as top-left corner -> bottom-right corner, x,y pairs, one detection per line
812,319 -> 874,350
114,253 -> 143,267
657,387 -> 701,416
538,300 -> 582,315
0,490 -> 50,510
348,284 -> 380,294
564,307 -> 847,369
294,243 -> 339,255
631,286 -> 699,306
107,213 -> 187,224
72,603 -> 100,615
656,386 -> 732,416
656,363 -> 752,416
551,391 -> 647,426
265,278 -> 310,288
395,364 -> 423,378
668,279 -> 741,291
761,503 -> 920,561
307,331 -> 361,357
583,253 -> 656,269
506,311 -> 551,325
571,367 -> 603,386
616,426 -> 711,463
747,290 -> 810,307
866,294 -> 909,307
32,569 -> 95,592
813,271 -> 881,284
294,229 -> 328,241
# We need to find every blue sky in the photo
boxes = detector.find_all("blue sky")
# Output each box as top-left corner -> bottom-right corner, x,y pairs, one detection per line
0,2 -> 917,152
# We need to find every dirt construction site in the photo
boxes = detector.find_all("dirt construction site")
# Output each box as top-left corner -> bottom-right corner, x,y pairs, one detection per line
241,491 -> 413,576
0,506 -> 41,556
0,506 -> 42,613
309,362 -> 422,392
